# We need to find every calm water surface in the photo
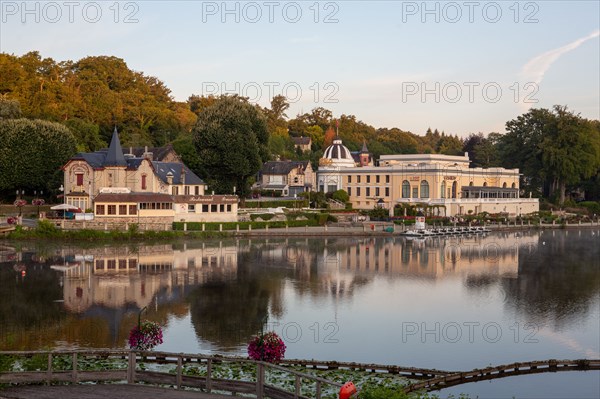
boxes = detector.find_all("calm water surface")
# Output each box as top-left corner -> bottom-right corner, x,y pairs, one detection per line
1,229 -> 599,398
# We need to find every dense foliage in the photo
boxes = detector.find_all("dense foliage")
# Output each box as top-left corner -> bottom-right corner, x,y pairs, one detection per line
192,95 -> 269,197
0,118 -> 77,195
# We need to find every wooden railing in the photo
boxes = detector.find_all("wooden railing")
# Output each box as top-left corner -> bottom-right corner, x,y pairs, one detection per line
405,358 -> 600,392
0,350 -> 348,399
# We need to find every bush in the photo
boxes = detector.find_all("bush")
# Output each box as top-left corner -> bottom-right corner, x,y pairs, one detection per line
578,201 -> 600,215
332,189 -> 349,203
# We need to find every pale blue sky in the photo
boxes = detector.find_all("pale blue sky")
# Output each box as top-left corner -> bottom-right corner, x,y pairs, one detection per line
1,0 -> 599,136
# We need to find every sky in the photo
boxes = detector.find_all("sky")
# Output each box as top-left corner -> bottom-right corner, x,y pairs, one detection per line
1,0 -> 599,137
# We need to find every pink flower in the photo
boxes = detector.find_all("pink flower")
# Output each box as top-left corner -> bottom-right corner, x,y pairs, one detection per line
129,320 -> 163,350
248,331 -> 286,362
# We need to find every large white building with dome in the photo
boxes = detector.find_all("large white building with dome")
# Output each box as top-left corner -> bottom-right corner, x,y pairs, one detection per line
317,138 -> 538,217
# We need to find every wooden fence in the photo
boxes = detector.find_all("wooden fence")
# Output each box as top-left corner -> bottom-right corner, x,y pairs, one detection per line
0,350 -> 348,399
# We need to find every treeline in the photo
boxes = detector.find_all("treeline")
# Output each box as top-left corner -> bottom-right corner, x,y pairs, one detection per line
1,52 -> 599,204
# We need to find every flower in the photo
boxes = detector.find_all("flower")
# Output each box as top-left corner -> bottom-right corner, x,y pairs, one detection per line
247,331 -> 286,363
32,199 -> 45,206
13,199 -> 27,207
128,320 -> 163,351
7,217 -> 17,225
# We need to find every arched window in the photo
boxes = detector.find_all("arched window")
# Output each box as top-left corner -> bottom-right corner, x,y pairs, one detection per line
441,181 -> 446,198
512,182 -> 516,188
502,182 -> 507,188
469,181 -> 474,186
402,180 -> 410,198
420,180 -> 429,198
483,182 -> 488,187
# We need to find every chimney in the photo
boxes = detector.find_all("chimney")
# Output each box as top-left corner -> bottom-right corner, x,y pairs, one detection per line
143,146 -> 153,161
180,167 -> 186,185
166,171 -> 173,185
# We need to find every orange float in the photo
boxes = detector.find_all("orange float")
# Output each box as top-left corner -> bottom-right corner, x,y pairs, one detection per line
339,381 -> 357,399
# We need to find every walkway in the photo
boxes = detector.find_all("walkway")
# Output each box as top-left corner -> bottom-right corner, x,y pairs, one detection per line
0,384 -> 231,399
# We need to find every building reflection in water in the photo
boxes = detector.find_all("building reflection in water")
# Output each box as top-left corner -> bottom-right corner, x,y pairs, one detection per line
4,232 -> 545,351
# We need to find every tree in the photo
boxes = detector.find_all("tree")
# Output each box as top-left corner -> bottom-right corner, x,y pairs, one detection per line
500,106 -> 600,204
192,95 -> 269,197
0,97 -> 21,119
0,118 -> 77,195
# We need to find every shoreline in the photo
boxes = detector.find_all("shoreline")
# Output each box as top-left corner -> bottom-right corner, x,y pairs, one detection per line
3,221 -> 599,241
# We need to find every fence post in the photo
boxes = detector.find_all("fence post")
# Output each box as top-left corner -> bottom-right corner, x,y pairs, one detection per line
176,354 -> 183,389
206,358 -> 213,392
71,353 -> 78,383
295,375 -> 301,398
316,380 -> 321,399
256,362 -> 264,399
127,351 -> 136,383
46,352 -> 53,384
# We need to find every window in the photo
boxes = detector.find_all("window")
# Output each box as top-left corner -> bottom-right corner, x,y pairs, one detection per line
129,205 -> 137,215
96,205 -> 105,215
375,187 -> 380,196
119,205 -> 127,215
441,181 -> 446,198
512,182 -> 516,188
502,182 -> 507,188
357,176 -> 361,183
108,205 -> 117,215
226,204 -> 232,212
107,260 -> 116,269
76,173 -> 84,186
211,204 -> 217,212
412,187 -> 418,198
386,175 -> 390,183
220,204 -> 225,212
420,181 -> 430,198
483,182 -> 488,187
185,186 -> 190,195
188,204 -> 195,213
385,187 -> 390,196
402,181 -> 410,198
173,186 -> 179,195
366,175 -> 371,183
347,187 -> 351,196
357,187 -> 361,196
195,186 -> 200,195
141,175 -> 147,190
366,187 -> 371,197
347,176 -> 352,183
376,175 -> 380,183
202,204 -> 209,212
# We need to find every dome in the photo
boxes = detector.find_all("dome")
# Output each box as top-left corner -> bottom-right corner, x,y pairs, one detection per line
321,139 -> 355,168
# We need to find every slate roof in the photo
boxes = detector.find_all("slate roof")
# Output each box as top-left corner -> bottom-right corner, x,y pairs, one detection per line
69,128 -> 205,185
292,136 -> 311,145
152,162 -> 205,185
104,127 -> 127,167
122,144 -> 177,162
261,161 -> 309,175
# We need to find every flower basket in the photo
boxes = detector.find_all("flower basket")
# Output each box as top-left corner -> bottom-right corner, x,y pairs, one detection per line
14,199 -> 27,207
248,331 -> 286,363
128,320 -> 163,351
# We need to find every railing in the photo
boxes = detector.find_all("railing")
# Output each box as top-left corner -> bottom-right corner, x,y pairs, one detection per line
0,350 -> 347,399
405,359 -> 600,393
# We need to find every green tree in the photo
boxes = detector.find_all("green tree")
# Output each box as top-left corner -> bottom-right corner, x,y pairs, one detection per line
192,95 -> 269,197
0,118 -> 77,195
64,118 -> 105,152
501,106 -> 600,204
0,97 -> 21,119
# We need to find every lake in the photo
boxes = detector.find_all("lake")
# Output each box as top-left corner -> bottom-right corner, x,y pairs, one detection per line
1,229 -> 599,398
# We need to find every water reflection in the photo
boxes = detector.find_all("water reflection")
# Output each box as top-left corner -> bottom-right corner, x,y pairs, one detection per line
0,231 -> 598,358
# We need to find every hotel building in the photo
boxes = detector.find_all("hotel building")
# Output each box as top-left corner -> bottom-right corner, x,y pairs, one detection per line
317,139 -> 538,217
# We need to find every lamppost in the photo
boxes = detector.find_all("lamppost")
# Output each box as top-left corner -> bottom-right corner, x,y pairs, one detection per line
33,190 -> 45,218
15,189 -> 25,217
59,184 -> 65,221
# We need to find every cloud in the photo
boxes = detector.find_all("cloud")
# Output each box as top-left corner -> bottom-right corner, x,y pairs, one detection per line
520,30 -> 600,86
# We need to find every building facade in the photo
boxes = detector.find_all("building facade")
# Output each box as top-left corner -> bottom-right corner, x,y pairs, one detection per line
257,160 -> 315,196
61,128 -> 238,224
317,139 -> 538,217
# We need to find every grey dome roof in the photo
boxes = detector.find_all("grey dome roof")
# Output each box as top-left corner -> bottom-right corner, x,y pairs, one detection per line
322,139 -> 355,168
